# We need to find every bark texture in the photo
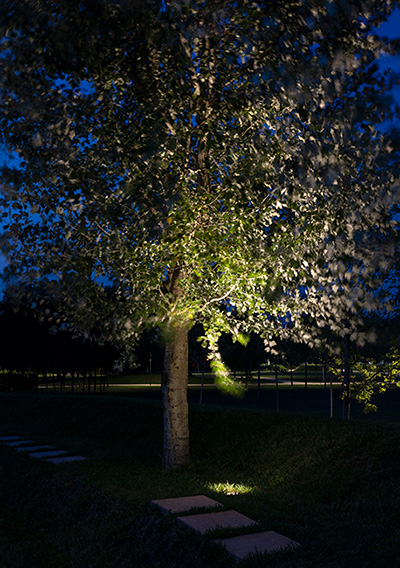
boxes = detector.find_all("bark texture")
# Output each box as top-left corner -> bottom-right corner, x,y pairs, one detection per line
162,324 -> 189,469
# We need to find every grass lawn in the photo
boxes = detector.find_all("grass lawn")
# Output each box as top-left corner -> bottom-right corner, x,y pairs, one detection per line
1,389 -> 400,567
105,364 -> 333,386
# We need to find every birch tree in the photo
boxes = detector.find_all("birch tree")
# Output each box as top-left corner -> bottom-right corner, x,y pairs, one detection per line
1,0 -> 399,468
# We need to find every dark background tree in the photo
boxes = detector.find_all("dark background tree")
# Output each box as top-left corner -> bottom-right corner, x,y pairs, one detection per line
0,293 -> 119,391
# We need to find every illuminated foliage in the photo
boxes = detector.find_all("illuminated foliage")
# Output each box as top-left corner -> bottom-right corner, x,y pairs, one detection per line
352,348 -> 400,413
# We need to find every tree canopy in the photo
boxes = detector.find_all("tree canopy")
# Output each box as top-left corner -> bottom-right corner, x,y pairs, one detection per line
1,0 -> 400,467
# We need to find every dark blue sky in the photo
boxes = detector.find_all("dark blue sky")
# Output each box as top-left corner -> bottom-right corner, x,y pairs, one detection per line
378,7 -> 400,38
376,8 -> 400,103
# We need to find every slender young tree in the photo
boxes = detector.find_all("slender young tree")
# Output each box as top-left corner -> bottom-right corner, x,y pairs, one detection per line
1,0 -> 399,468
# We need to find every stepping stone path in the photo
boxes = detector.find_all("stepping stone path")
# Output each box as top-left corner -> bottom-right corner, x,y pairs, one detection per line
215,531 -> 300,561
177,510 -> 258,535
0,435 -> 87,464
4,439 -> 36,447
29,450 -> 68,459
15,445 -> 56,452
152,495 -> 300,561
152,495 -> 223,515
46,456 -> 88,464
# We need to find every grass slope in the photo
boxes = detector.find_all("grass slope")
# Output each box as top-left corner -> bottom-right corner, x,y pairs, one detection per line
0,392 -> 400,567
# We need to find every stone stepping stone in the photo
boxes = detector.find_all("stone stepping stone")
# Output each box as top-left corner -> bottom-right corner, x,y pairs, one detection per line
45,456 -> 87,464
0,436 -> 23,442
16,445 -> 55,452
4,440 -> 36,447
214,531 -> 300,560
177,510 -> 258,535
29,450 -> 68,459
152,495 -> 223,515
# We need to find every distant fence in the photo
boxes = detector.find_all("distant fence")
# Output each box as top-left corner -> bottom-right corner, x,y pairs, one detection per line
39,372 -> 109,394
0,372 -> 39,392
0,371 -> 109,394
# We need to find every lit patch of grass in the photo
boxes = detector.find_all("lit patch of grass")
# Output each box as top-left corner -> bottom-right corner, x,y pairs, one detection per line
206,481 -> 255,495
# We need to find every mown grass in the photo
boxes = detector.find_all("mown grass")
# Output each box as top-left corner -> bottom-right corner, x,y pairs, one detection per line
106,365 -> 331,386
1,391 -> 400,567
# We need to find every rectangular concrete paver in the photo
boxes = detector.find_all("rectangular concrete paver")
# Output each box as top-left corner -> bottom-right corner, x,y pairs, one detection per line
214,531 -> 300,560
29,450 -> 68,458
177,510 -> 258,535
16,445 -> 55,452
152,495 -> 223,515
0,436 -> 23,441
4,440 -> 35,447
45,456 -> 87,464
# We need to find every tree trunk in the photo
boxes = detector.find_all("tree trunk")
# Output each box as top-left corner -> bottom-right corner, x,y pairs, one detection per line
162,324 -> 190,470
257,338 -> 261,402
199,353 -> 206,405
275,364 -> 279,412
342,335 -> 351,420
330,366 -> 334,418
304,361 -> 308,390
